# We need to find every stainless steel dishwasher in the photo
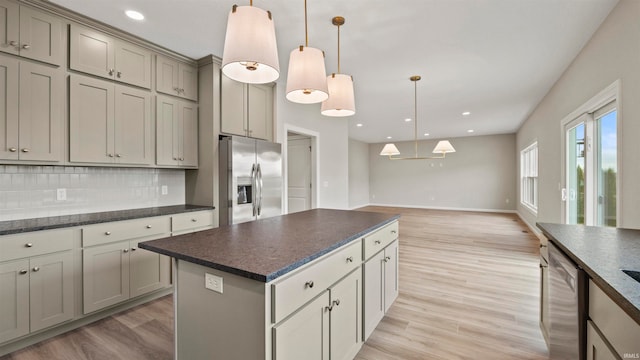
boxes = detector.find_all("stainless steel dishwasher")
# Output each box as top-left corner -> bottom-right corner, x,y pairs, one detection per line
548,241 -> 587,360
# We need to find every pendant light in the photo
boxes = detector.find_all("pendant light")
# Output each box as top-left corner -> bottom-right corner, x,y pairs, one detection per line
285,0 -> 329,104
380,76 -> 456,160
321,16 -> 355,117
221,1 -> 280,84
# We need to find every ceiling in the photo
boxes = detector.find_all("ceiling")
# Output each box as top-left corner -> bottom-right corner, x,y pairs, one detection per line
49,0 -> 618,143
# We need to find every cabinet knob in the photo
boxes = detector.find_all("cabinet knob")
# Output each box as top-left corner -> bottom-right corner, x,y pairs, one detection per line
108,153 -> 114,157
131,248 -> 137,252
374,240 -> 381,245
346,256 -> 353,263
21,148 -> 29,153
9,147 -> 17,152
21,44 -> 30,49
19,270 -> 28,275
179,157 -> 184,161
391,230 -> 397,234
116,154 -> 122,158
146,225 -> 152,229
173,157 -> 178,160
117,71 -> 122,78
304,281 -> 314,289
32,267 -> 39,272
173,87 -> 180,92
191,218 -> 198,222
108,69 -> 114,76
9,41 -> 18,47
123,249 -> 129,253
25,243 -> 33,248
105,231 -> 111,235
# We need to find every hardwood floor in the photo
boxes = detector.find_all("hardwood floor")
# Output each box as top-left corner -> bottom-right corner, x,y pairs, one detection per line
2,207 -> 549,360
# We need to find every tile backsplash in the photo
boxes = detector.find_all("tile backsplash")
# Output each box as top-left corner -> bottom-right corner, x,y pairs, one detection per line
0,165 -> 185,221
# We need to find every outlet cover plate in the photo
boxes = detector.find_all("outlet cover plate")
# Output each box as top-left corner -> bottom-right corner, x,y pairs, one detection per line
205,273 -> 223,293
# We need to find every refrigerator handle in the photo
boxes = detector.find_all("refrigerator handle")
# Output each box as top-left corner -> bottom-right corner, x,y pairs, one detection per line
257,163 -> 263,216
251,164 -> 257,217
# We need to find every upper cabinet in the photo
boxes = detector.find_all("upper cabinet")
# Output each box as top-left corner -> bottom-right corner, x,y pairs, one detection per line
156,55 -> 197,101
156,95 -> 198,168
221,73 -> 273,141
0,0 -> 64,66
0,55 -> 63,162
69,24 -> 152,89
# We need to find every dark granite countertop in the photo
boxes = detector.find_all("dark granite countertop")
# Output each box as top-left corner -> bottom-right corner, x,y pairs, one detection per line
537,222 -> 640,325
139,209 -> 400,282
0,205 -> 214,236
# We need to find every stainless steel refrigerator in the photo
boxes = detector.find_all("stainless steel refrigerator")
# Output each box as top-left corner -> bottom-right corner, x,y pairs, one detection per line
219,136 -> 283,225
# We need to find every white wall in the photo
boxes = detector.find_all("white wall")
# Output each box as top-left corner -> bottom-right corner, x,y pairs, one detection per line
275,86 -> 350,210
516,0 -> 640,229
348,139 -> 370,209
369,134 -> 517,212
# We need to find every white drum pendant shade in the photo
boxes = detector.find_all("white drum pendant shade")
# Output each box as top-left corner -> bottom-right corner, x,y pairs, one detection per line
221,5 -> 280,84
321,73 -> 355,117
286,46 -> 329,104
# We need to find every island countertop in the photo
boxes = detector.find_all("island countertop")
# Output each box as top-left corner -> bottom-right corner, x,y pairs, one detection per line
139,209 -> 400,282
537,222 -> 640,325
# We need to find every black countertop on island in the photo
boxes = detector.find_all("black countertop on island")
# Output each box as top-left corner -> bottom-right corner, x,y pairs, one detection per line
0,204 -> 214,236
537,222 -> 640,325
139,209 -> 400,282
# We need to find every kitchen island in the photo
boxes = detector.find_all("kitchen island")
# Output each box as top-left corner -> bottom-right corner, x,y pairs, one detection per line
139,209 -> 400,360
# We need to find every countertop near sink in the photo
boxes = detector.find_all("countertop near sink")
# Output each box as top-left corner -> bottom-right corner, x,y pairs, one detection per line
537,222 -> 640,325
0,204 -> 214,236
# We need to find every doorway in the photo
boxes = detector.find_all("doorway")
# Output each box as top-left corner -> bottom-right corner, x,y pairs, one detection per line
287,131 -> 316,213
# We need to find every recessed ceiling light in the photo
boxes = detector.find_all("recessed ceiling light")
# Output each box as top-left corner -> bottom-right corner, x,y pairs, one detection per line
462,111 -> 471,116
424,133 -> 429,136
356,123 -> 363,127
125,10 -> 145,20
404,118 -> 411,122
386,136 -> 392,139
467,129 -> 474,133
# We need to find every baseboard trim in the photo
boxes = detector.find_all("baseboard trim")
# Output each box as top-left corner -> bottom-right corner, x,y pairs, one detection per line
516,211 -> 544,239
366,203 -> 517,214
349,203 -> 371,210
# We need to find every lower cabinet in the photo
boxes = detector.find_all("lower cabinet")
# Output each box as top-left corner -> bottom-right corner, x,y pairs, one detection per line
363,239 -> 398,340
0,251 -> 73,344
586,320 -> 617,360
539,249 -> 550,344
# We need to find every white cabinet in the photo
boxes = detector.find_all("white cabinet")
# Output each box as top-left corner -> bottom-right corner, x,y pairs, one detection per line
221,74 -> 273,141
171,210 -> 214,235
539,244 -> 550,345
0,229 -> 74,344
156,55 -> 197,101
0,0 -> 64,66
328,269 -> 362,360
82,217 -> 171,314
586,320 -> 618,360
0,56 -> 63,162
363,238 -> 398,340
69,74 -> 153,165
69,24 -> 152,89
156,95 -> 198,168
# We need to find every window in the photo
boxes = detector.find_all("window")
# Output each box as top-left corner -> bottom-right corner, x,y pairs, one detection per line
521,142 -> 538,213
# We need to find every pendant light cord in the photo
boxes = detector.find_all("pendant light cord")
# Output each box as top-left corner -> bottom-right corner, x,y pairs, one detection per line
304,0 -> 309,47
414,79 -> 418,158
337,24 -> 341,73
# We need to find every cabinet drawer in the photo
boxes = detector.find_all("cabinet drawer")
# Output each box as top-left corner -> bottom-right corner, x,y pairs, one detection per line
82,217 -> 170,247
363,221 -> 399,260
271,240 -> 362,324
1,229 -> 74,262
172,211 -> 214,234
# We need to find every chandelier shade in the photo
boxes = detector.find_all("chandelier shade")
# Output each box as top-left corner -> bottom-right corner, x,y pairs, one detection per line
433,140 -> 456,154
221,4 -> 280,84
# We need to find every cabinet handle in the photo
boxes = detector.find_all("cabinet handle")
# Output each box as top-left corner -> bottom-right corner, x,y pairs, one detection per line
333,299 -> 340,307
180,88 -> 185,93
21,148 -> 29,153
32,267 -> 39,272
116,154 -> 122,158
173,157 -> 178,160
123,249 -> 129,253
117,71 -> 122,78
179,157 -> 184,161
19,270 -> 28,275
9,147 -> 17,152
131,248 -> 137,252
539,244 -> 547,248
304,281 -> 314,289
173,87 -> 180,92
146,225 -> 152,229
391,230 -> 397,234
346,256 -> 353,263
540,264 -> 548,269
191,218 -> 198,222
374,240 -> 381,245
384,256 -> 391,263
105,231 -> 111,235
9,41 -> 18,46
22,44 -> 30,49
108,153 -> 114,157
108,69 -> 114,76
25,243 -> 33,248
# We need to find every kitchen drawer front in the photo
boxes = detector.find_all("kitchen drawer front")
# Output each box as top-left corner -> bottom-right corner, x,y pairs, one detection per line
82,216 -> 170,247
363,221 -> 399,260
171,211 -> 214,234
271,240 -> 362,324
589,279 -> 640,357
1,229 -> 74,262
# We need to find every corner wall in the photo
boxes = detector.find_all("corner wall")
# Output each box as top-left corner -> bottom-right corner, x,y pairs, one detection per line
348,139 -> 370,209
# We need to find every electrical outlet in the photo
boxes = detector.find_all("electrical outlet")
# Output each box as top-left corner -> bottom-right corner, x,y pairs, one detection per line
56,188 -> 66,201
161,185 -> 168,195
205,273 -> 223,294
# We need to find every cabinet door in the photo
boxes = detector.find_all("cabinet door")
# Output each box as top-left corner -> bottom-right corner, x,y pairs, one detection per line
114,85 -> 152,165
383,240 -> 399,312
29,251 -> 73,332
0,55 -> 18,160
19,6 -> 63,66
247,83 -> 273,141
178,62 -> 197,101
156,95 -> 178,166
363,250 -> 384,341
130,247 -> 167,298
220,73 -> 246,137
69,25 -> 115,80
540,257 -> 550,342
18,61 -> 63,162
83,241 -> 130,314
586,320 -> 617,360
115,41 -> 151,89
330,269 -> 362,360
0,0 -> 19,56
179,101 -> 198,167
69,75 -> 114,164
273,291 -> 330,360
0,259 -> 29,343
155,55 -> 178,96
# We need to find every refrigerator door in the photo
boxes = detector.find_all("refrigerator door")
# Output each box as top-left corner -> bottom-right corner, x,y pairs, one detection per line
256,139 -> 282,219
230,137 -> 258,224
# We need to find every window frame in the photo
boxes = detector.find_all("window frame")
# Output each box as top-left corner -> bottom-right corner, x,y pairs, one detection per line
520,141 -> 539,214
